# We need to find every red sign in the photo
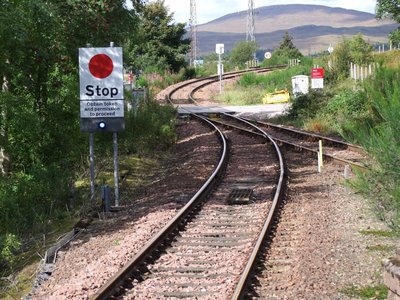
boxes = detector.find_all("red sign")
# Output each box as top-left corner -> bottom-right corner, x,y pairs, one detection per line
311,68 -> 324,79
89,54 -> 114,79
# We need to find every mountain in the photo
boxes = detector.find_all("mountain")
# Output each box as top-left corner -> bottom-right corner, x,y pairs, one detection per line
195,4 -> 397,55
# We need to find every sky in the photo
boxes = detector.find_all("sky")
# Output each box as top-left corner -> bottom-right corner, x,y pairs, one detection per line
149,0 -> 377,24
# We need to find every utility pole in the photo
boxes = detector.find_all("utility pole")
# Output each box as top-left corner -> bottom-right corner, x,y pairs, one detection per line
246,0 -> 255,42
190,0 -> 198,66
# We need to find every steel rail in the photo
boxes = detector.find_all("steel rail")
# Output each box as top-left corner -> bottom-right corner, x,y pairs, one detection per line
246,118 -> 364,154
215,114 -> 285,300
211,116 -> 366,171
90,114 -> 227,300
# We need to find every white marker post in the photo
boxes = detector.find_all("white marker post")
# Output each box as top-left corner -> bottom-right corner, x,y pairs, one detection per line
318,140 -> 323,173
216,44 -> 224,94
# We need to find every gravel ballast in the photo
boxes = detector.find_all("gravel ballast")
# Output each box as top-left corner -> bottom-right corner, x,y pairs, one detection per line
29,116 -> 398,299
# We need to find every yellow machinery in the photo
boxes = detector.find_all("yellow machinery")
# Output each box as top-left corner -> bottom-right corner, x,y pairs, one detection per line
262,89 -> 290,104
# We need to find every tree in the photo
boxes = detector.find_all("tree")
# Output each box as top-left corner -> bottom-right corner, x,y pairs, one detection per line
376,0 -> 400,22
229,41 -> 258,68
376,0 -> 400,45
128,0 -> 190,73
264,32 -> 303,66
0,0 -> 144,237
330,34 -> 374,80
349,33 -> 374,65
331,39 -> 352,80
277,32 -> 303,57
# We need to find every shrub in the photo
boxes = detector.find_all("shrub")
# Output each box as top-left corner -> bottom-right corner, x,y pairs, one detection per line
349,66 -> 400,229
122,100 -> 177,154
288,89 -> 333,120
318,89 -> 369,135
0,234 -> 21,266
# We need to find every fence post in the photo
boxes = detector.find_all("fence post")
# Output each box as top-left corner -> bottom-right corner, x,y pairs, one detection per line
360,66 -> 364,81
354,64 -> 357,80
350,62 -> 353,79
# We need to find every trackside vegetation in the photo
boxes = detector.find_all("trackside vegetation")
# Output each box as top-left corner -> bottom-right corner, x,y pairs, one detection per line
0,0 -> 182,292
348,66 -> 400,229
216,31 -> 400,232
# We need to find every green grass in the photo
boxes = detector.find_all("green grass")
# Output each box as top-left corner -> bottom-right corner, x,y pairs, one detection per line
366,244 -> 396,252
238,66 -> 309,92
359,229 -> 399,238
340,284 -> 387,299
215,64 -> 313,106
213,87 -> 265,106
0,216 -> 79,299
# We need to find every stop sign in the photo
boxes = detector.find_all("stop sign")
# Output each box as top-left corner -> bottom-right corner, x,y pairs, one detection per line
79,47 -> 124,100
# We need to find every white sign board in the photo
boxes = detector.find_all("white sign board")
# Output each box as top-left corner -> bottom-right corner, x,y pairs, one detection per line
311,78 -> 324,89
216,44 -> 224,54
79,47 -> 124,101
80,100 -> 124,118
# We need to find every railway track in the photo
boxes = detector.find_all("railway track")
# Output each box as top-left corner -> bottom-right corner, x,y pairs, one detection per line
91,66 -> 366,299
91,115 -> 285,299
209,114 -> 367,170
167,66 -> 287,106
166,66 -> 366,171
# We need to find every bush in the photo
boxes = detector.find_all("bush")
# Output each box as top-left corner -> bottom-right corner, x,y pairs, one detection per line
239,62 -> 313,92
349,66 -> 400,229
0,234 -> 21,266
318,89 -> 368,135
122,100 -> 177,154
0,164 -> 70,235
288,89 -> 333,120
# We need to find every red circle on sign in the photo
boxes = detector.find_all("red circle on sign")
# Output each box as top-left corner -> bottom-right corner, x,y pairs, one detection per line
89,54 -> 113,79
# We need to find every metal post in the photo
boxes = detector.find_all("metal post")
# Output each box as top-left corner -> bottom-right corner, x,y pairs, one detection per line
109,41 -> 120,207
218,53 -> 222,94
89,133 -> 95,204
113,132 -> 119,207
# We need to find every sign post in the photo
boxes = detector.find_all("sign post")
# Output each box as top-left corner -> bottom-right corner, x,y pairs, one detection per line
79,46 -> 125,132
216,43 -> 224,94
79,45 -> 124,207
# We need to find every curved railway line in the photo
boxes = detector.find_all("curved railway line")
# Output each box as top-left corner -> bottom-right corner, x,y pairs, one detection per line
167,66 -> 286,106
91,114 -> 286,299
167,67 -> 367,171
211,115 -> 367,170
90,68 -> 369,299
31,67 -> 379,300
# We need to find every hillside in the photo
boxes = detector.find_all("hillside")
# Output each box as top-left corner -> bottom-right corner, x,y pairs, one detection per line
196,4 -> 397,55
